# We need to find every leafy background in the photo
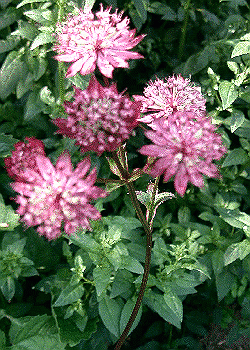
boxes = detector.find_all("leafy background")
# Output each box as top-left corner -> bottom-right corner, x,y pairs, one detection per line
1,0 -> 250,349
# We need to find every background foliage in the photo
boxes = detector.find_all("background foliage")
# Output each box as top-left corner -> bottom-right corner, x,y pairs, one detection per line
1,0 -> 250,349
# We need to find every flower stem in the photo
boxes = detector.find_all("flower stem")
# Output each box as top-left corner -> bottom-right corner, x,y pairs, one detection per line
178,0 -> 191,60
112,150 -> 153,350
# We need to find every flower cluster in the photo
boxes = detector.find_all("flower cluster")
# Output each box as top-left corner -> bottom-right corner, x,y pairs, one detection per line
137,75 -> 226,196
54,4 -> 145,78
139,113 -> 227,196
133,75 -> 206,126
7,139 -> 107,240
4,137 -> 45,181
53,76 -> 141,155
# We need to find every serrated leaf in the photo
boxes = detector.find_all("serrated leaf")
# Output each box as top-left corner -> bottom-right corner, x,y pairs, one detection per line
219,81 -> 238,109
0,35 -> 20,54
30,32 -> 55,50
216,207 -> 250,230
24,90 -> 45,121
221,148 -> 248,167
120,299 -> 142,335
230,109 -> 245,133
93,266 -> 112,296
98,295 -> 123,337
11,334 -> 66,349
163,288 -> 183,322
224,239 -> 250,265
122,255 -> 144,274
0,276 -> 15,302
110,270 -> 133,299
0,51 -> 28,100
14,20 -> 39,40
215,270 -> 235,302
0,329 -> 6,349
53,284 -> 84,307
144,290 -> 182,328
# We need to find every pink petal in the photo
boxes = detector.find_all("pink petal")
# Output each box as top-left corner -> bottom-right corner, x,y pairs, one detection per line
66,58 -> 89,78
36,155 -> 55,181
54,53 -> 81,62
174,164 -> 189,196
97,53 -> 114,78
56,151 -> 73,176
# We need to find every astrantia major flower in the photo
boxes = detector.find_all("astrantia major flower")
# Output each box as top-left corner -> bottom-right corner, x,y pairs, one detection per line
53,76 -> 141,155
53,4 -> 145,78
4,137 -> 46,181
139,112 -> 227,196
11,151 -> 107,240
133,75 -> 206,125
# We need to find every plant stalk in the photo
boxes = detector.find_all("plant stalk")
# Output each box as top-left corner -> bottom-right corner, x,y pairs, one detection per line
112,151 -> 153,350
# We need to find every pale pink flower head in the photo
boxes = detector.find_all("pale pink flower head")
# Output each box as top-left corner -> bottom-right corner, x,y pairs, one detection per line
11,151 -> 107,240
4,137 -> 46,181
139,112 -> 227,196
53,4 -> 145,78
133,75 -> 206,125
53,76 -> 141,155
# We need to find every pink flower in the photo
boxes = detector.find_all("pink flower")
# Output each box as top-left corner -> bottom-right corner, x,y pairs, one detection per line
53,4 -> 145,78
139,112 -> 227,196
11,151 -> 107,240
133,75 -> 206,125
4,137 -> 46,181
53,76 -> 141,155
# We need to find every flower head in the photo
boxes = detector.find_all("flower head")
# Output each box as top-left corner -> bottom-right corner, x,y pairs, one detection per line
139,112 -> 227,196
11,151 -> 107,240
4,137 -> 46,181
53,76 -> 141,155
53,4 -> 145,78
133,75 -> 206,125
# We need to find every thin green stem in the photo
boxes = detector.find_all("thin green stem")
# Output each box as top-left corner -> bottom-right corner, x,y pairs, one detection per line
178,0 -> 191,60
112,150 -> 152,350
56,0 -> 66,103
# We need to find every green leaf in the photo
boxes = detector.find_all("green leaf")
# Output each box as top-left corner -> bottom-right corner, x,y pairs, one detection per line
0,133 -> 18,158
120,298 -> 142,335
0,276 -> 15,302
230,109 -> 245,133
30,32 -> 55,50
14,20 -> 39,41
212,250 -> 225,275
215,270 -> 236,302
0,329 -> 6,349
0,194 -> 20,231
178,206 -> 191,225
232,41 -> 250,58
133,0 -> 148,22
163,287 -> 183,323
24,90 -> 45,121
0,35 -> 20,54
224,239 -> 250,265
11,335 -> 66,349
216,207 -> 250,230
147,2 -> 175,20
0,51 -> 28,100
68,73 -> 91,90
122,255 -> 144,274
0,7 -> 19,30
221,148 -> 248,167
219,81 -> 238,110
93,266 -> 112,296
53,284 -> 85,307
17,0 -> 49,7
110,270 -> 134,299
98,295 -> 123,337
144,290 -> 182,328
24,9 -> 53,25
0,0 -> 13,9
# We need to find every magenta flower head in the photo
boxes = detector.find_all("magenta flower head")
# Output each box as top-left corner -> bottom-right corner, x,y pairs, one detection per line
4,137 -> 46,181
11,151 -> 107,240
133,75 -> 206,125
53,4 -> 145,78
139,112 -> 227,196
53,75 -> 141,155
